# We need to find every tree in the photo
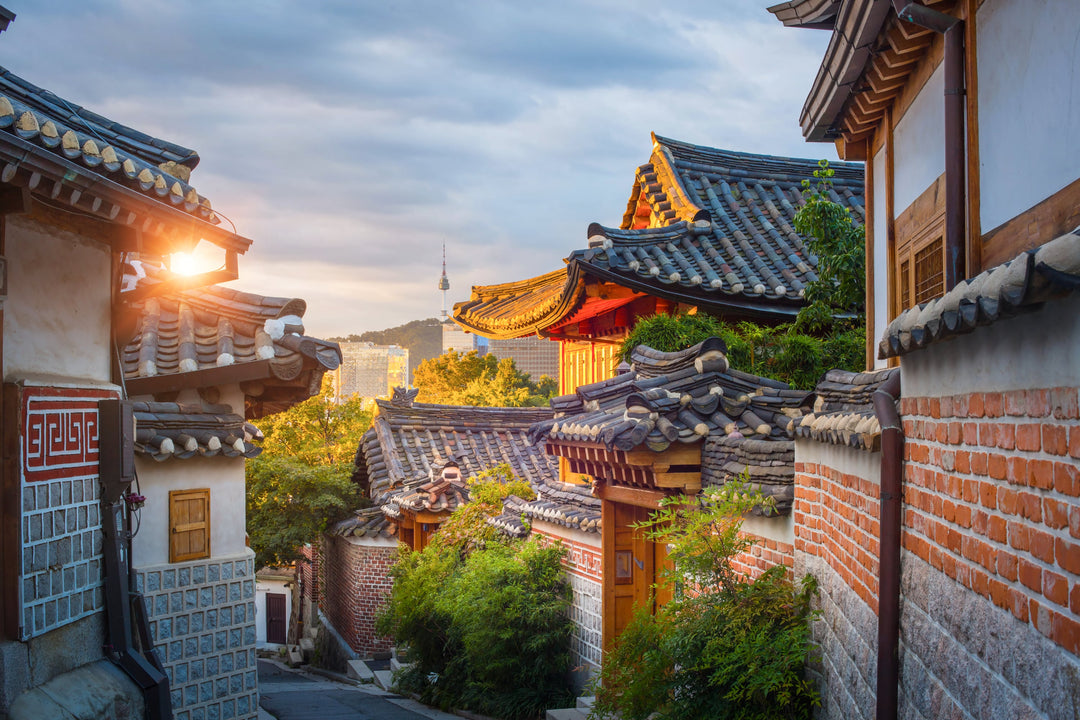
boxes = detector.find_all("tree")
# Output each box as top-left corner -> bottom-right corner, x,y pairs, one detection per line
245,376 -> 373,567
793,160 -> 866,333
412,350 -> 552,407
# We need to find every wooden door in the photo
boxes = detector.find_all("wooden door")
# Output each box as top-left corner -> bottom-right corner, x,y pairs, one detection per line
169,489 -> 210,562
604,500 -> 672,648
266,593 -> 287,644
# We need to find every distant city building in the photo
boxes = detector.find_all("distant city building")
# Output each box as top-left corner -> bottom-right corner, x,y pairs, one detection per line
441,320 -> 485,355
487,335 -> 559,383
334,342 -> 409,401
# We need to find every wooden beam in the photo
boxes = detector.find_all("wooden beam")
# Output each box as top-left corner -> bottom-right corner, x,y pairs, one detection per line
965,0 -> 982,275
981,176 -> 1080,269
601,499 -> 616,652
124,359 -> 274,397
864,130 -> 876,371
0,186 -> 30,215
593,482 -> 669,510
1,384 -> 20,639
624,445 -> 701,468
653,471 -> 702,490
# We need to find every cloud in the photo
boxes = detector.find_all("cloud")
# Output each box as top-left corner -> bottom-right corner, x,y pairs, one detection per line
0,1 -> 837,337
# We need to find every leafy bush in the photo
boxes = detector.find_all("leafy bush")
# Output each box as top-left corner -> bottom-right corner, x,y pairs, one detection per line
378,539 -> 575,719
590,481 -> 819,720
430,463 -> 536,552
617,312 -> 725,364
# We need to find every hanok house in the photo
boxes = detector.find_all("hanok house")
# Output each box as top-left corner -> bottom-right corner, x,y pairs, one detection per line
0,36 -> 284,719
119,274 -> 340,720
774,0 -> 1080,718
319,388 -> 557,659
453,134 -> 866,401
528,338 -> 812,650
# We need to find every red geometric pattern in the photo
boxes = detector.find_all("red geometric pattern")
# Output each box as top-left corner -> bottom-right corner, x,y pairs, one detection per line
22,387 -> 117,483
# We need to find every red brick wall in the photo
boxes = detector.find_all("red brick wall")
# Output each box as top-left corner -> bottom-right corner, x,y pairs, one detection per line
795,461 -> 881,611
900,387 -> 1080,655
319,535 -> 396,656
731,532 -> 795,581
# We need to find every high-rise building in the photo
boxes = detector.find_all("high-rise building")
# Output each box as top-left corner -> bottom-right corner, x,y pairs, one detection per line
487,335 -> 559,383
441,320 -> 484,355
333,342 -> 409,401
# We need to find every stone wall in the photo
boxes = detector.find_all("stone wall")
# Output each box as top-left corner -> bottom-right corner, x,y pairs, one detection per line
19,386 -> 116,640
136,551 -> 258,720
893,385 -> 1080,717
793,441 -> 881,720
318,534 -> 395,657
532,523 -> 603,677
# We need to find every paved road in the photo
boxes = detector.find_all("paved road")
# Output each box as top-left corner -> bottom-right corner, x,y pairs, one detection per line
257,659 -> 458,720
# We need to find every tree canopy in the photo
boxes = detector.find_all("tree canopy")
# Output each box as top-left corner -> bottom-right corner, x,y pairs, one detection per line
412,349 -> 555,407
246,377 -> 372,567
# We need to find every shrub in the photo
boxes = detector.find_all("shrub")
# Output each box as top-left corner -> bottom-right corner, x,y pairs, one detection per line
430,463 -> 536,552
378,539 -> 575,720
590,481 -> 819,720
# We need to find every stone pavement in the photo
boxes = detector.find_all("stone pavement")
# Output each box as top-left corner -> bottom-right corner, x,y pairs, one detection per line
257,659 -> 458,720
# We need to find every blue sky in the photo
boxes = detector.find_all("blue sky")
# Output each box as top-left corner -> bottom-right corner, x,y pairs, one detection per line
0,1 -> 838,337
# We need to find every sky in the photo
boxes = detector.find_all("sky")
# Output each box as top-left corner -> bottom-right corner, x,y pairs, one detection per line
0,1 -> 837,338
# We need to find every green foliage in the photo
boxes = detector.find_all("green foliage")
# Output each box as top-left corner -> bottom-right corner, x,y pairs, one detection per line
378,540 -> 575,720
245,376 -> 372,567
254,375 -> 373,466
716,321 -> 863,390
413,349 -> 553,407
431,463 -> 536,553
793,160 -> 866,333
590,480 -> 819,720
245,457 -> 356,568
617,312 -> 726,364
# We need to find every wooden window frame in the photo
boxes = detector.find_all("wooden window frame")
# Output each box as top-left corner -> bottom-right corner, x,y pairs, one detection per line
169,488 -> 211,563
894,174 -> 948,317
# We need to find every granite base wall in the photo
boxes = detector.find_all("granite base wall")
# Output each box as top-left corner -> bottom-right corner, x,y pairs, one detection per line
136,551 -> 258,720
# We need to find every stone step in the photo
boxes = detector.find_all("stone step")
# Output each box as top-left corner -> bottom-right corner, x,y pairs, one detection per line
285,645 -> 304,667
545,709 -> 589,720
346,659 -> 374,682
373,668 -> 395,692
576,696 -> 595,710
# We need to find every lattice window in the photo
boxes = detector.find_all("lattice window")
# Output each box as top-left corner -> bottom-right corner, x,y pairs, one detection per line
170,489 -> 210,562
899,260 -> 911,311
913,237 -> 944,305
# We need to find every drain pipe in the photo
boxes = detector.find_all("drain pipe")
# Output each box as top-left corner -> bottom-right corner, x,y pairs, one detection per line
893,2 -> 966,290
872,371 -> 903,720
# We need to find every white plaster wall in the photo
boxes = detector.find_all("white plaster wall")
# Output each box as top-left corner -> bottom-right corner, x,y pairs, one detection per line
343,534 -> 398,549
901,293 -> 1080,397
978,0 -> 1080,232
872,148 -> 889,370
254,577 -> 291,646
893,63 -> 945,215
131,455 -> 247,567
794,439 -> 882,489
131,385 -> 249,567
4,216 -> 111,383
742,512 -> 794,546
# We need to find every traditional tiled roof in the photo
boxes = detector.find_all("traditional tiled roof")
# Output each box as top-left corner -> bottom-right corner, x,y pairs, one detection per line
133,401 -> 262,461
353,395 -> 558,506
578,136 -> 865,319
530,338 -> 812,453
121,268 -> 342,416
0,66 -> 250,253
330,506 -> 397,540
878,228 -> 1080,359
795,368 -> 897,451
384,477 -> 470,517
452,266 -> 586,340
702,436 -> 794,514
488,478 -> 602,538
779,0 -> 947,143
767,0 -> 841,29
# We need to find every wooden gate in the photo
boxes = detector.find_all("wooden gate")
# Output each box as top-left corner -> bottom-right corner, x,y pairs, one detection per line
266,593 -> 287,644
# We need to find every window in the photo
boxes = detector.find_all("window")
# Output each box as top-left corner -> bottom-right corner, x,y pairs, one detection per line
893,175 -> 947,317
169,488 -> 210,562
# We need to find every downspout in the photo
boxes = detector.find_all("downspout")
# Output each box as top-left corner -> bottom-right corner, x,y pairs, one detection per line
872,371 -> 903,720
893,2 -> 966,290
